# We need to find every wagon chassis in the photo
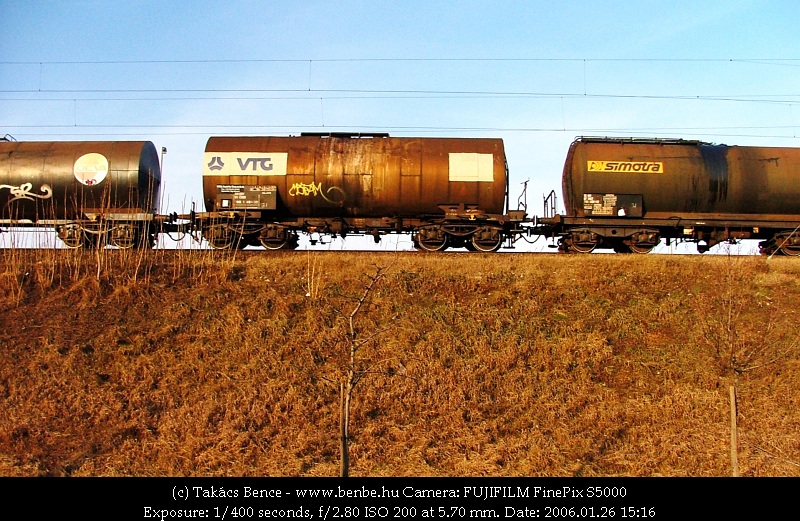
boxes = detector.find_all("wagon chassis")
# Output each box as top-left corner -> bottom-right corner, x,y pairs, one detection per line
186,204 -> 528,253
0,215 -> 158,250
540,214 -> 800,256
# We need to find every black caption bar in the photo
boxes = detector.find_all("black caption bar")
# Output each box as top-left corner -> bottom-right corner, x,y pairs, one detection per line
1,477 -> 792,520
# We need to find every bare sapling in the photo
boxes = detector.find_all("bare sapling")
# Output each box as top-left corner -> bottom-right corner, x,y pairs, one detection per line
317,264 -> 406,477
697,255 -> 796,476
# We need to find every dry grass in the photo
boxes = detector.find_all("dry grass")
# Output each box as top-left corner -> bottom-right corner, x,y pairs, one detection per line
0,249 -> 798,476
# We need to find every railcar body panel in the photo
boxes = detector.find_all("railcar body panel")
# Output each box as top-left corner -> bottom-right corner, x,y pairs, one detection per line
202,134 -> 507,218
562,137 -> 800,219
0,141 -> 161,223
552,137 -> 800,254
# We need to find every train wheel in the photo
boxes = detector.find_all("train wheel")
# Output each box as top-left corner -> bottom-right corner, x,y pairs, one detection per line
204,224 -> 236,250
628,231 -> 660,254
566,229 -> 598,253
629,243 -> 655,254
259,227 -> 298,250
470,226 -> 503,252
569,242 -> 596,253
779,244 -> 800,256
260,236 -> 289,250
777,233 -> 800,256
109,224 -> 139,249
57,224 -> 84,248
413,227 -> 448,252
415,236 -> 448,252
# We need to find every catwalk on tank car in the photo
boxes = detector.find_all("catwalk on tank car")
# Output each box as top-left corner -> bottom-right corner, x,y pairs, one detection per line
0,139 -> 162,248
541,137 -> 800,255
198,133 -> 526,251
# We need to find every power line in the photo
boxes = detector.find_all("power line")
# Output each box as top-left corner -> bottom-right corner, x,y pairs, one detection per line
1,89 -> 798,104
4,123 -> 799,130
3,124 -> 798,139
2,58 -> 800,65
2,58 -> 796,140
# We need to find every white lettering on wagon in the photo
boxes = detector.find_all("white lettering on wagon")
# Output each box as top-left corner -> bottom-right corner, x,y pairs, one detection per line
203,152 -> 288,176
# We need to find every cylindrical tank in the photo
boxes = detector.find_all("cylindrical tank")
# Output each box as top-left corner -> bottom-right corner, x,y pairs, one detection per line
0,141 -> 161,223
202,134 -> 507,218
562,137 -> 800,218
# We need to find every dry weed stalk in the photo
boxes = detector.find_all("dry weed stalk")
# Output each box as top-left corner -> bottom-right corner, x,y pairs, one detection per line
305,251 -> 321,299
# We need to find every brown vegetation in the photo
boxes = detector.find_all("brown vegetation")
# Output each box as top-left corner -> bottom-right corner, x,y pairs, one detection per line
1,247 -> 799,476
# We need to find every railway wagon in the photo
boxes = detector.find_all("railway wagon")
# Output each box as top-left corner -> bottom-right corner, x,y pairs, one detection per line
549,137 -> 800,255
200,133 -> 522,251
0,140 -> 162,248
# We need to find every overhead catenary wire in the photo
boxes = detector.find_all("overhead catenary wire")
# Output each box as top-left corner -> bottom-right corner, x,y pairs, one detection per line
3,57 -> 800,65
2,57 -> 798,139
1,89 -> 798,104
2,56 -> 798,102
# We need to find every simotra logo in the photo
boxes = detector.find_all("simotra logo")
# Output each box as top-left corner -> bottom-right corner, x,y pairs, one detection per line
237,157 -> 274,171
588,161 -> 664,173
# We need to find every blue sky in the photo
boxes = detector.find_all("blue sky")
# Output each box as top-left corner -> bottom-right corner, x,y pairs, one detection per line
1,0 -> 799,251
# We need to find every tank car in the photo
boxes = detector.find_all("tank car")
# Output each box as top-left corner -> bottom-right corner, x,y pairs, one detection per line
547,137 -> 800,255
199,133 -> 525,251
0,140 -> 162,248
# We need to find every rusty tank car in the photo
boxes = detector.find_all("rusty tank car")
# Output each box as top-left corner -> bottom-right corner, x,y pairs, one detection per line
0,140 -> 162,248
5,132 -> 800,257
543,137 -> 800,255
200,133 -> 525,251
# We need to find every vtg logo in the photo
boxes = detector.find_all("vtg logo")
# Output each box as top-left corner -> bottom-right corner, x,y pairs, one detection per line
207,156 -> 225,170
205,152 -> 287,176
237,157 -> 274,172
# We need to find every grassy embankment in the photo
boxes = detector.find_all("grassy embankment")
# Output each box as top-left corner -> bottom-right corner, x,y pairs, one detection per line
1,247 -> 798,476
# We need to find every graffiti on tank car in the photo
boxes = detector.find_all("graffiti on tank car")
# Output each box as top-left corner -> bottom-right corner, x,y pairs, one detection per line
289,182 -> 346,205
0,183 -> 53,202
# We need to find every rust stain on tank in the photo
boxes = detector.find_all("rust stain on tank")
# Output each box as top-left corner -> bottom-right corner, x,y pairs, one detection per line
0,141 -> 161,222
203,134 -> 507,218
562,137 -> 800,218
